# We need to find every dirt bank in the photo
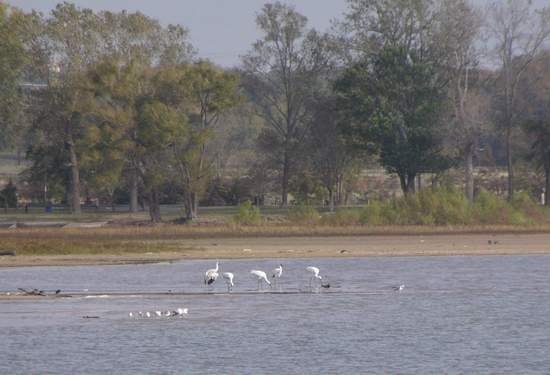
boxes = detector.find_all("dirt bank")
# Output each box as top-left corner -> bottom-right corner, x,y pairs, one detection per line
1,232 -> 549,267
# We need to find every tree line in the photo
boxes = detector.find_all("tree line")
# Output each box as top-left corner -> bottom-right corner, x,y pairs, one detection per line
0,0 -> 549,222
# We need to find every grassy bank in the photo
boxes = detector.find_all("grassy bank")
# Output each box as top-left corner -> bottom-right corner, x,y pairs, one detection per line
2,223 -> 550,257
1,189 -> 549,258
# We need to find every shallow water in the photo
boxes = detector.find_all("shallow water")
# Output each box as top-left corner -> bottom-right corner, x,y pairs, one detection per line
1,256 -> 550,374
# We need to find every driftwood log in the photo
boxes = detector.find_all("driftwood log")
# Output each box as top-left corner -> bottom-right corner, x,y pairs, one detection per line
17,288 -> 46,296
0,250 -> 16,256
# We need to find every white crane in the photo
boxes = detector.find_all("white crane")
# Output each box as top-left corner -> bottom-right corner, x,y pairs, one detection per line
306,266 -> 323,288
204,261 -> 220,286
145,311 -> 151,318
272,264 -> 283,285
155,310 -> 162,317
222,272 -> 234,292
250,270 -> 271,290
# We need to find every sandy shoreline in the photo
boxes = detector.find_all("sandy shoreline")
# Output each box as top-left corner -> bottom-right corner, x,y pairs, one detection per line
1,232 -> 549,268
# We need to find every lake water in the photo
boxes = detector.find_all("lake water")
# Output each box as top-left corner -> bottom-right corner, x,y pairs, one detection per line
1,256 -> 550,374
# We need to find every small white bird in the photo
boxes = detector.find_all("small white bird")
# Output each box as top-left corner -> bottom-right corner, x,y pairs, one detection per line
155,311 -> 162,317
176,307 -> 188,316
250,270 -> 271,290
272,264 -> 283,283
204,261 -> 220,286
392,284 -> 405,292
306,266 -> 323,288
145,311 -> 151,318
129,312 -> 134,318
222,272 -> 234,292
164,311 -> 171,317
138,311 -> 143,318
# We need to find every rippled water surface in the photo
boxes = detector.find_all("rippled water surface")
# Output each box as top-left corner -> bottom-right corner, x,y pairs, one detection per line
1,256 -> 550,374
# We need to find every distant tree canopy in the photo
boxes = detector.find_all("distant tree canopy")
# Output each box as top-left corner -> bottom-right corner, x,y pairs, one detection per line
0,3 -> 29,149
1,0 -> 550,222
335,46 -> 451,194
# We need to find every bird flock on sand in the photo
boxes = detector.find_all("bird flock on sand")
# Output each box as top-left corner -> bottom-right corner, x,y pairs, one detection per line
204,261 -> 335,291
129,307 -> 188,319
126,261 -> 404,319
202,261 -> 406,292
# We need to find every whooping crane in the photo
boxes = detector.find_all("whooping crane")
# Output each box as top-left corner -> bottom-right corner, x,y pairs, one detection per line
272,264 -> 283,285
222,272 -> 234,292
204,261 -> 220,285
250,270 -> 271,290
306,266 -> 322,288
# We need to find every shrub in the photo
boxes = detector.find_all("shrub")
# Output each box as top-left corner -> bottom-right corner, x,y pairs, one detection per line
360,200 -> 386,225
511,191 -> 542,222
232,201 -> 262,225
472,190 -> 513,224
321,208 -> 361,226
287,205 -> 321,225
358,188 -> 539,226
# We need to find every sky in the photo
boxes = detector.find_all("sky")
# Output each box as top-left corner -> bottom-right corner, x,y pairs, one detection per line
8,0 -> 347,67
7,0 -> 550,67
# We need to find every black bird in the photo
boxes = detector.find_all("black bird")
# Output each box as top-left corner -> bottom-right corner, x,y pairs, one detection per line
55,289 -> 61,295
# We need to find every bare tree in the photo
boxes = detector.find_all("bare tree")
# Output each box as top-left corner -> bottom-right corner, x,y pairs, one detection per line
486,0 -> 550,200
242,2 -> 333,207
439,0 -> 489,202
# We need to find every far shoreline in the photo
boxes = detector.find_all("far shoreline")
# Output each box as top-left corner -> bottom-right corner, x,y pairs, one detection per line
1,231 -> 549,268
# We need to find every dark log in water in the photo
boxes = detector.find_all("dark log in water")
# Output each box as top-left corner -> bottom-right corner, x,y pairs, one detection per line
0,250 -> 16,256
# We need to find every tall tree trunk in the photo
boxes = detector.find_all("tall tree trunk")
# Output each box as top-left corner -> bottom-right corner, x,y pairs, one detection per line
545,160 -> 550,207
147,188 -> 161,223
407,174 -> 416,194
110,191 -> 116,212
129,169 -> 139,213
506,126 -> 514,201
281,153 -> 289,207
328,187 -> 335,212
399,173 -> 416,196
67,136 -> 81,215
465,142 -> 475,203
183,191 -> 195,221
192,192 -> 198,218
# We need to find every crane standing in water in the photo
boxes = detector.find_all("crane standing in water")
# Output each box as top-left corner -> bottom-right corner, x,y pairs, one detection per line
250,270 -> 271,290
204,261 -> 219,286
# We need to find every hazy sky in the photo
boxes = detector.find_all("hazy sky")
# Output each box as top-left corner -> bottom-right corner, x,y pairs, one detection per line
7,0 -> 549,67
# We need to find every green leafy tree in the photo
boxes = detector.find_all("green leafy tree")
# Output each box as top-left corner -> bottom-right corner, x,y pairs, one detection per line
0,179 -> 18,210
136,99 -> 186,222
335,46 -> 450,195
0,3 -> 28,150
83,58 -> 150,212
155,61 -> 240,219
